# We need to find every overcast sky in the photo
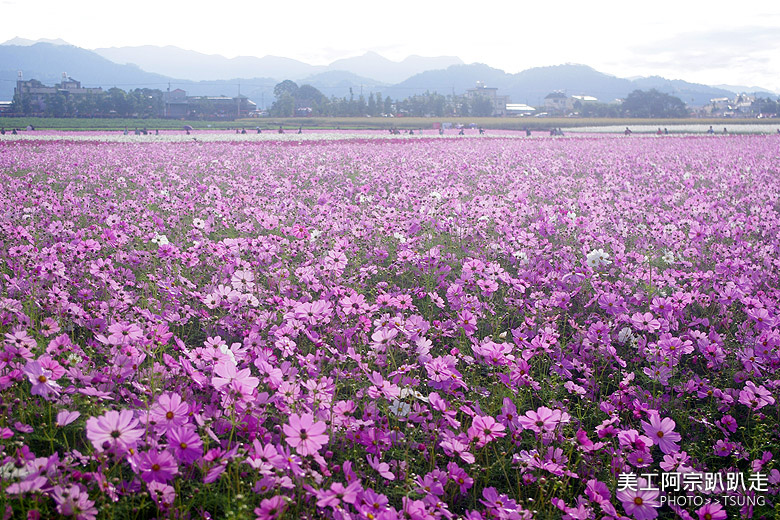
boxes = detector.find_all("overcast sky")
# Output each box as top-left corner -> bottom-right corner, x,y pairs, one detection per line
2,0 -> 779,91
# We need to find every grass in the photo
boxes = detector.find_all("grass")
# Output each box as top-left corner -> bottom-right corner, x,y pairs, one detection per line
0,116 -> 776,131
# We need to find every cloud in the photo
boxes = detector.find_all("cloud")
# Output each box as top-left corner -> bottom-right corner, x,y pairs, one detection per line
628,26 -> 779,69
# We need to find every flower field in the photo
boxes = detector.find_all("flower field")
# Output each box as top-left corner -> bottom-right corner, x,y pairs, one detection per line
0,134 -> 778,519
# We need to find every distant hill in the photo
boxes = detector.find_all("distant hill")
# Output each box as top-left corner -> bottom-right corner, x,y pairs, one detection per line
297,70 -> 387,99
631,76 -> 735,106
391,63 -> 510,96
1,41 -> 777,108
712,84 -> 778,96
93,46 -> 463,85
0,43 -> 173,99
1,37 -> 72,46
327,52 -> 463,84
94,46 -> 325,82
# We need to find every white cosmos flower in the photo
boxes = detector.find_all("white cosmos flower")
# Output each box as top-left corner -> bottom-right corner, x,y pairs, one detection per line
586,248 -> 611,268
151,233 -> 170,246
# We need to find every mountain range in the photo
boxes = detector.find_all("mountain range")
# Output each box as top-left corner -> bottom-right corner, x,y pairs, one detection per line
1,38 -> 777,109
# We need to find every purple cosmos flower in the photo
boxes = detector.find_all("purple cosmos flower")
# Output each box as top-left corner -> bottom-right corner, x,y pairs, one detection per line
85,409 -> 144,454
283,413 -> 328,456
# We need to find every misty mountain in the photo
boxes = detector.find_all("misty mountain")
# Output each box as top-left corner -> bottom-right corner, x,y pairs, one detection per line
328,51 -> 463,84
507,64 -> 634,105
2,41 -> 776,109
712,84 -> 778,96
631,76 -> 735,106
0,43 -> 174,100
94,46 -> 325,82
1,37 -> 72,46
93,46 -> 463,85
297,70 -> 387,99
391,63 -> 511,96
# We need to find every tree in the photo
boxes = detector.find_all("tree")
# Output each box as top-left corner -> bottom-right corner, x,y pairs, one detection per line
471,95 -> 494,117
622,89 -> 688,118
273,80 -> 299,99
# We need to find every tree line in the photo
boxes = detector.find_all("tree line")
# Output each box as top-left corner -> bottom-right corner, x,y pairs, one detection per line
269,79 -> 497,118
11,83 -> 166,118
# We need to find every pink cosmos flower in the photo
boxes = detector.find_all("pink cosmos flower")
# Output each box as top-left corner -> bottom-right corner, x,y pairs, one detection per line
52,484 -> 97,520
367,454 -> 395,480
738,380 -> 775,410
148,481 -> 176,509
616,478 -> 661,519
518,406 -> 566,434
695,501 -> 727,520
166,426 -> 203,465
56,410 -> 81,427
212,360 -> 259,393
467,415 -> 506,447
85,409 -> 144,454
23,360 -> 61,399
133,449 -> 179,483
282,413 -> 328,456
254,496 -> 287,520
149,392 -> 189,432
640,413 -> 681,454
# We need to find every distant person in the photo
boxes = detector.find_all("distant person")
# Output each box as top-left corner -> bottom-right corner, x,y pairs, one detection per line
657,128 -> 663,135
479,127 -> 485,135
409,129 -> 414,135
707,126 -> 714,134
155,129 -> 159,135
526,128 -> 531,137
12,129 -> 17,135
458,128 -> 464,135
624,127 -> 632,136
257,127 -> 262,134
1,128 -> 5,135
439,128 -> 444,135
278,126 -> 284,134
723,127 -> 728,135
186,129 -> 190,135
242,128 -> 247,134
664,128 -> 669,135
297,126 -> 302,134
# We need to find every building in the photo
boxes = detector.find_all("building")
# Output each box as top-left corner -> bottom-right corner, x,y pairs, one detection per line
163,90 -> 256,119
544,92 -> 568,114
14,73 -> 103,114
505,103 -> 536,115
163,88 -> 189,118
466,82 -> 510,116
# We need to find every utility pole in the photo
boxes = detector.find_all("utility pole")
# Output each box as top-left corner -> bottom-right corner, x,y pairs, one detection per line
237,83 -> 241,118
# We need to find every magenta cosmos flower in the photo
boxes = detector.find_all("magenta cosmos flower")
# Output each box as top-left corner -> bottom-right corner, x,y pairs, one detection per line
640,413 -> 681,454
149,392 -> 189,432
23,360 -> 61,399
695,501 -> 727,520
133,449 -> 179,483
616,478 -> 661,519
85,409 -> 144,454
517,406 -> 567,434
283,413 -> 329,456
467,415 -> 507,447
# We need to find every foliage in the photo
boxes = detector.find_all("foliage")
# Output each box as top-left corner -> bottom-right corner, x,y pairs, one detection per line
621,89 -> 689,118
